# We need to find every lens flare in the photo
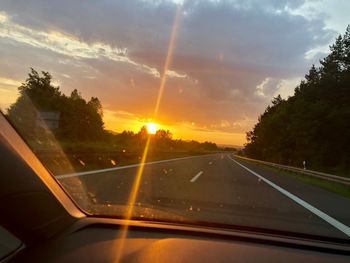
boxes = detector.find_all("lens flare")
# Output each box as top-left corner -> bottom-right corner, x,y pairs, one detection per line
113,5 -> 182,262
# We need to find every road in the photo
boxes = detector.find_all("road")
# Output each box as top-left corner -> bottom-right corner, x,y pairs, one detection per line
57,153 -> 350,239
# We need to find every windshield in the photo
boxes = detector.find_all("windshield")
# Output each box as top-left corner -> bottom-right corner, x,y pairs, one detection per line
1,0 -> 350,241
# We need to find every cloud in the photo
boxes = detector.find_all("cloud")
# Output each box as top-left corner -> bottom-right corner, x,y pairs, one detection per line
0,14 -> 187,79
0,76 -> 21,87
287,0 -> 350,34
0,76 -> 21,109
0,0 -> 342,143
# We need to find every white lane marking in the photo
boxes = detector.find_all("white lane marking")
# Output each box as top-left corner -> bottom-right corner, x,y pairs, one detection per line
190,171 -> 203,183
56,154 -> 215,179
228,156 -> 350,237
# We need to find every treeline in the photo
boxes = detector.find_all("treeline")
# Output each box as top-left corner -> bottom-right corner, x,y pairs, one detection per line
244,26 -> 350,174
107,128 -> 218,153
7,68 -> 218,154
7,68 -> 105,141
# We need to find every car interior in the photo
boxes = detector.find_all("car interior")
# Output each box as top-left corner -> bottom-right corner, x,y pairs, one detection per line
1,1 -> 350,262
1,112 -> 349,263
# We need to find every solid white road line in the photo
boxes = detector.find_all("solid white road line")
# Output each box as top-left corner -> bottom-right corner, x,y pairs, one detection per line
190,171 -> 203,183
228,156 -> 350,237
56,154 -> 215,179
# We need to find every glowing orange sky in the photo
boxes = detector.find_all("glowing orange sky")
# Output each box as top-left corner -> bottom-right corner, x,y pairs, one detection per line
0,0 -> 345,147
103,110 -> 246,146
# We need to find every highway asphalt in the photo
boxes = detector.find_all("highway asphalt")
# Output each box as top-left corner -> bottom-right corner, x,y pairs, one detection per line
58,153 -> 350,240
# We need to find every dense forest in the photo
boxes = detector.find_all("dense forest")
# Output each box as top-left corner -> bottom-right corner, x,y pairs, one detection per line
6,68 -> 218,155
244,26 -> 350,175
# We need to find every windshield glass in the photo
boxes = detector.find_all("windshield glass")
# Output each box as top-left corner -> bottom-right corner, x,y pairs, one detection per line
1,0 -> 350,241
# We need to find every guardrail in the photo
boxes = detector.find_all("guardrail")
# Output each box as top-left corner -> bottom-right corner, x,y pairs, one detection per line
233,155 -> 350,186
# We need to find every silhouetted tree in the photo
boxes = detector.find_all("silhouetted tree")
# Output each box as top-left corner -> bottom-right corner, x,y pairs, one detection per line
7,69 -> 105,142
244,25 -> 350,174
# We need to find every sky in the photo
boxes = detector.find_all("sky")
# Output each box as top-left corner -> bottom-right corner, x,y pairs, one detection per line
0,0 -> 349,146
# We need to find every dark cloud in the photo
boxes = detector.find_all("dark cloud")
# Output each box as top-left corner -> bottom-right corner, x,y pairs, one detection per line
0,0 -> 338,136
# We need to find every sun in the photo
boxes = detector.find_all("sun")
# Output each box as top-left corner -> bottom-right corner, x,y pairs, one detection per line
146,122 -> 158,134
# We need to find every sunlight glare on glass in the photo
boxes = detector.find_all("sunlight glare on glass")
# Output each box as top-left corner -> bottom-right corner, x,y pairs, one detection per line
113,5 -> 182,262
147,122 -> 158,134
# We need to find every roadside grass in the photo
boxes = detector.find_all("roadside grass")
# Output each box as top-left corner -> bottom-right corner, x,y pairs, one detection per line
255,163 -> 350,199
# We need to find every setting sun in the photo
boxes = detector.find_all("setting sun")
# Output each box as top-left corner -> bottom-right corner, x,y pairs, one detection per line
146,122 -> 158,134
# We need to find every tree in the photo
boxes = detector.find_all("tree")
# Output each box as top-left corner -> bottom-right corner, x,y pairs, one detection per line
244,25 -> 350,173
7,69 -> 105,142
7,68 -> 62,138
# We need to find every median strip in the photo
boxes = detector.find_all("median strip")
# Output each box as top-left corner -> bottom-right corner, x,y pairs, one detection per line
228,156 -> 350,238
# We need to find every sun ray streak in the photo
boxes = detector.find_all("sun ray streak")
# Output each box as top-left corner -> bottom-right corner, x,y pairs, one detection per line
113,136 -> 151,263
113,6 -> 182,262
153,5 -> 182,118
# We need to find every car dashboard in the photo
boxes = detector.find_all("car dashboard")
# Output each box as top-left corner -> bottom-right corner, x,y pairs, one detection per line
8,217 -> 350,263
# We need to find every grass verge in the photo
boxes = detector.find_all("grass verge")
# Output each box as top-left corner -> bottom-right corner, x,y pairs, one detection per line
259,164 -> 350,199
